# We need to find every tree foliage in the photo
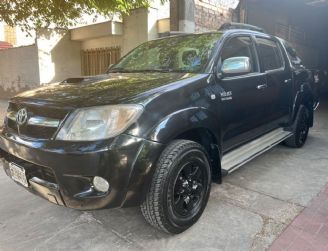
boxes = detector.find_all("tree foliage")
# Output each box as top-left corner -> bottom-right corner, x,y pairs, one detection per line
0,0 -> 158,31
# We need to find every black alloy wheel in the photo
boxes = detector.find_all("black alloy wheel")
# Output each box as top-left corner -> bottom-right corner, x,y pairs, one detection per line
297,109 -> 309,146
172,160 -> 206,218
141,140 -> 211,234
285,106 -> 310,148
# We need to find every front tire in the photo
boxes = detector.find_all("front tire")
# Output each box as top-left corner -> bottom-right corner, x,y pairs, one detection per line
284,106 -> 310,148
141,140 -> 211,234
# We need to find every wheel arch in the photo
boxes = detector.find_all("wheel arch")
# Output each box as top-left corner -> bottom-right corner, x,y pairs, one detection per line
147,107 -> 222,184
173,127 -> 222,184
291,82 -> 314,127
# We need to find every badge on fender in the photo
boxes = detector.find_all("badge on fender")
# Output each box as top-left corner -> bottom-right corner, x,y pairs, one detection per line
220,91 -> 232,101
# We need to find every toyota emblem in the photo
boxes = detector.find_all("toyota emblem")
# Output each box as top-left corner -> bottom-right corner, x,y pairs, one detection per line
16,108 -> 28,126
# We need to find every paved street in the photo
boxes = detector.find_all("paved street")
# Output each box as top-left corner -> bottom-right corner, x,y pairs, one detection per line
0,99 -> 327,251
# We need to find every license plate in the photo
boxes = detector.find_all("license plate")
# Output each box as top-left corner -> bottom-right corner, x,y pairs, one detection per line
9,163 -> 29,187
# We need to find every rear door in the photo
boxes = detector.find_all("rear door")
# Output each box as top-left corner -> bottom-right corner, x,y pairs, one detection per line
255,37 -> 293,125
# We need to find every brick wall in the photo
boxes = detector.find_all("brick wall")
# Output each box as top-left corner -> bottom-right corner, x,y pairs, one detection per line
195,0 -> 234,32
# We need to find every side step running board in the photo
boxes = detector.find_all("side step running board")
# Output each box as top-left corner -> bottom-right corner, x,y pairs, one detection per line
221,128 -> 293,174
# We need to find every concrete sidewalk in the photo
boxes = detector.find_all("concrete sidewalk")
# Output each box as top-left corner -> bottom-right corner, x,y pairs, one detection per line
0,100 -> 327,251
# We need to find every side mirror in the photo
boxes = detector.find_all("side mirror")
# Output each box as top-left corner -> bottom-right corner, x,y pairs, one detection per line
220,57 -> 251,76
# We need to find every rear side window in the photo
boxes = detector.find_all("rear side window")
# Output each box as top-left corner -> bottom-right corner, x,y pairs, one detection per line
256,38 -> 284,71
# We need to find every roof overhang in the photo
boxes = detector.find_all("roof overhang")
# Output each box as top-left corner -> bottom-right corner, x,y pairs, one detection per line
70,21 -> 123,41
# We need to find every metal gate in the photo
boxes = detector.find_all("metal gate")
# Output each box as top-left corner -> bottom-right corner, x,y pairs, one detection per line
81,47 -> 121,76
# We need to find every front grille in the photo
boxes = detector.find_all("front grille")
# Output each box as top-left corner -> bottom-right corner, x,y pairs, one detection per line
7,119 -> 59,139
6,102 -> 70,139
5,153 -> 57,184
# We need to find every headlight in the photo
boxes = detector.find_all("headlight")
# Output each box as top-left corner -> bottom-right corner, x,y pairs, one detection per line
56,104 -> 143,141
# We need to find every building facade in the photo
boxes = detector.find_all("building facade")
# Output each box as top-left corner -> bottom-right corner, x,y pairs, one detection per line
1,0 -> 323,99
0,1 -> 173,98
0,0 -> 240,98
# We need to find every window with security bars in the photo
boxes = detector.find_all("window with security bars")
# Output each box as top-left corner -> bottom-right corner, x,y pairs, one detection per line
81,47 -> 121,76
4,25 -> 17,45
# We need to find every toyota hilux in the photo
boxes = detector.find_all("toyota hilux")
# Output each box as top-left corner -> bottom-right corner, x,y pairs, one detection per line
0,23 -> 315,234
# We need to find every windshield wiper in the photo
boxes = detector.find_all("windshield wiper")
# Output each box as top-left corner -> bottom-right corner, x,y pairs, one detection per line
128,69 -> 190,73
133,69 -> 172,73
108,68 -> 190,73
107,68 -> 131,73
108,68 -> 165,73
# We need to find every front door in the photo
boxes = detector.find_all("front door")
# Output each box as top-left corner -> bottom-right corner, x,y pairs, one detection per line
215,35 -> 274,152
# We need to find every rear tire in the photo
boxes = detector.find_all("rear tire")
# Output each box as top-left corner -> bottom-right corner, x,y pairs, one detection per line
284,107 -> 310,148
141,140 -> 211,234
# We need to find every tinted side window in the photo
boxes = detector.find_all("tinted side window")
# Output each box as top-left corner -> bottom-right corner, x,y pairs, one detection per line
220,36 -> 258,74
256,38 -> 284,71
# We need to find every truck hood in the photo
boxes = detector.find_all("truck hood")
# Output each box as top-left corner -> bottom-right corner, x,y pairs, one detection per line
12,73 -> 200,108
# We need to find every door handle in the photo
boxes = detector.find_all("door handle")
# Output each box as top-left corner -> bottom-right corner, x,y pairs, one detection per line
257,84 -> 268,90
284,79 -> 292,84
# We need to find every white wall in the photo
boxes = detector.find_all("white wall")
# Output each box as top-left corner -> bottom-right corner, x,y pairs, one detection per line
151,0 -> 170,19
122,7 -> 161,55
148,7 -> 160,41
80,6 -> 165,55
71,21 -> 123,41
68,13 -> 122,29
16,29 -> 36,47
122,9 -> 149,55
0,45 -> 40,97
37,29 -> 82,84
0,28 -> 82,98
0,25 -> 4,41
81,36 -> 123,50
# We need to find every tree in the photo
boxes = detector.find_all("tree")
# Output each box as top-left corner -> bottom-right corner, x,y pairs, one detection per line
0,0 -> 162,32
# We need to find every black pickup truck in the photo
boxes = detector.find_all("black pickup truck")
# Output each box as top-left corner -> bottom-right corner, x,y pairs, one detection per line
0,23 -> 314,234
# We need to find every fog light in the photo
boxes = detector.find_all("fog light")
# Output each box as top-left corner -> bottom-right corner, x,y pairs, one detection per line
92,176 -> 110,193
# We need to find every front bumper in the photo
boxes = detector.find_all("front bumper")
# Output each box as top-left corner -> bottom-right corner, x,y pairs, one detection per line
0,127 -> 164,210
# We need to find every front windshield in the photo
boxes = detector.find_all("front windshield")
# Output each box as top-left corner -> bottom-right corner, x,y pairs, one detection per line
109,33 -> 222,74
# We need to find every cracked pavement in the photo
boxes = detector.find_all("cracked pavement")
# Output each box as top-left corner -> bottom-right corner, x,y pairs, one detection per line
0,99 -> 327,251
